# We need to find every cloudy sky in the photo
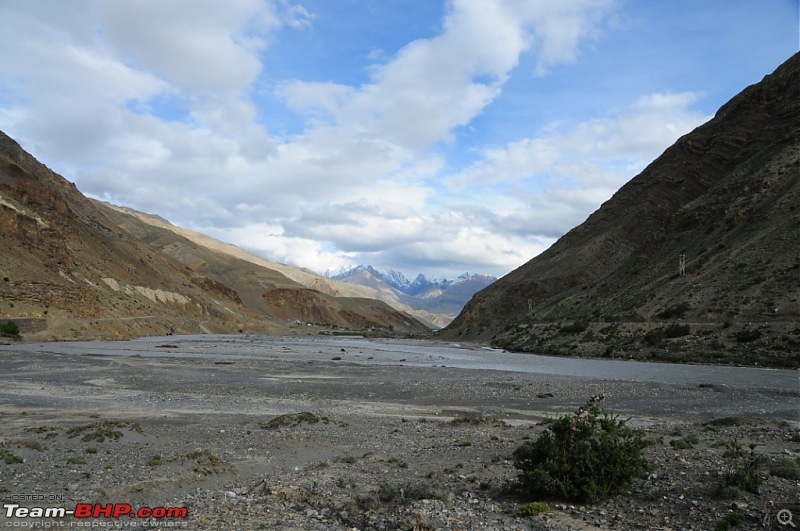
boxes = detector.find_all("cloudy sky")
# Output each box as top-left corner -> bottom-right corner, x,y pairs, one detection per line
0,1 -> 797,280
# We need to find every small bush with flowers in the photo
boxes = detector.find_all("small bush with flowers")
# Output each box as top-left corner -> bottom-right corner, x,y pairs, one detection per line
512,392 -> 649,503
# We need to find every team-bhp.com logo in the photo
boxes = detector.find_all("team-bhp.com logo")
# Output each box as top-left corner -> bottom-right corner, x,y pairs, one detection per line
4,502 -> 188,519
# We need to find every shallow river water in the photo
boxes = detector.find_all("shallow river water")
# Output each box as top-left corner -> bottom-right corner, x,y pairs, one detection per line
2,334 -> 797,392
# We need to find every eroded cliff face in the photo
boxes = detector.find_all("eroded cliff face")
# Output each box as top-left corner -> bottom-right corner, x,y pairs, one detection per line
443,53 -> 800,367
0,131 -> 240,337
0,132 -> 430,340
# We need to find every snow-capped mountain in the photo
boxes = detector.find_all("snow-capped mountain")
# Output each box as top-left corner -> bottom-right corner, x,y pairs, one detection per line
330,266 -> 497,323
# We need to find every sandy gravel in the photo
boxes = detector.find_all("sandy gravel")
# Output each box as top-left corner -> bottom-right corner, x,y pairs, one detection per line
0,335 -> 798,530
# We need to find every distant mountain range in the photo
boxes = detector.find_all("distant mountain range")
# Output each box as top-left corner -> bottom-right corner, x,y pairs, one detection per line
331,266 -> 495,323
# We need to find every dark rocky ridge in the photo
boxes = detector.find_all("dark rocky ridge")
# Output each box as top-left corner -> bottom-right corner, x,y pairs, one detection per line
443,53 -> 800,367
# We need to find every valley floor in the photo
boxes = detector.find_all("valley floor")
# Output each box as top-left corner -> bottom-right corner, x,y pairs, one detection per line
0,336 -> 798,530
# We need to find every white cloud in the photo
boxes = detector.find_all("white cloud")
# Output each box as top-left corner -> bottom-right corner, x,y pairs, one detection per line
275,81 -> 356,121
513,0 -> 617,76
206,222 -> 355,276
438,91 -> 711,244
3,0 -> 718,280
97,0 -> 279,92
278,0 -> 621,152
284,4 -> 316,29
448,91 -> 709,190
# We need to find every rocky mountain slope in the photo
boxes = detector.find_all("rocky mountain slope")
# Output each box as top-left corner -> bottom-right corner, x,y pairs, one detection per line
443,53 -> 800,368
331,265 -> 496,322
93,203 -> 446,329
0,131 -> 430,340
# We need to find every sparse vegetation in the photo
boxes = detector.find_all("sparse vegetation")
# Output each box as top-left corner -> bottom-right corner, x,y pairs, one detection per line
66,421 -> 141,442
714,512 -> 745,531
449,414 -> 508,427
1,449 -> 23,465
352,494 -> 378,512
184,449 -> 230,475
769,457 -> 800,480
517,501 -> 551,517
386,456 -> 408,469
13,439 -> 46,451
146,455 -> 163,466
718,439 -> 765,498
704,417 -> 762,429
260,412 -> 320,429
376,480 -> 444,504
24,425 -> 59,439
377,483 -> 398,502
0,320 -> 20,337
670,434 -> 700,449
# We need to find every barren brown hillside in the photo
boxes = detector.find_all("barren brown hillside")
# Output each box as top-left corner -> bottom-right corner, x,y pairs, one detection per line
0,131 -> 430,340
93,201 -> 445,329
443,53 -> 800,368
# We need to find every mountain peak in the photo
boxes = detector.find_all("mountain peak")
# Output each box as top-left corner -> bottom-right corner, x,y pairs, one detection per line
330,265 -> 497,321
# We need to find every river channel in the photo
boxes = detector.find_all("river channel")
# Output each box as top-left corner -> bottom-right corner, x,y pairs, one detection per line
2,334 -> 797,392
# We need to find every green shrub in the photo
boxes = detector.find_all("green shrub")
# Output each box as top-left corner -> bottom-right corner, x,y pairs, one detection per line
67,423 -> 123,443
719,439 -> 764,496
770,457 -> 800,480
353,494 -> 377,511
714,512 -> 745,531
402,481 -> 444,502
184,449 -> 229,475
2,451 -> 23,465
377,484 -> 398,502
512,393 -> 649,503
717,485 -> 742,500
386,457 -> 408,468
0,320 -> 19,337
448,414 -> 507,427
15,440 -> 45,452
260,412 -> 320,429
517,501 -> 551,517
670,434 -> 700,449
375,481 -> 443,505
65,421 -> 142,442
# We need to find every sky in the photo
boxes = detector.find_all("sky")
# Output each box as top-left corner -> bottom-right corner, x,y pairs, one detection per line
0,1 -> 797,280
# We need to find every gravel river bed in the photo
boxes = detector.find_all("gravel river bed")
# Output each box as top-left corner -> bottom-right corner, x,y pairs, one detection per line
0,335 -> 798,530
